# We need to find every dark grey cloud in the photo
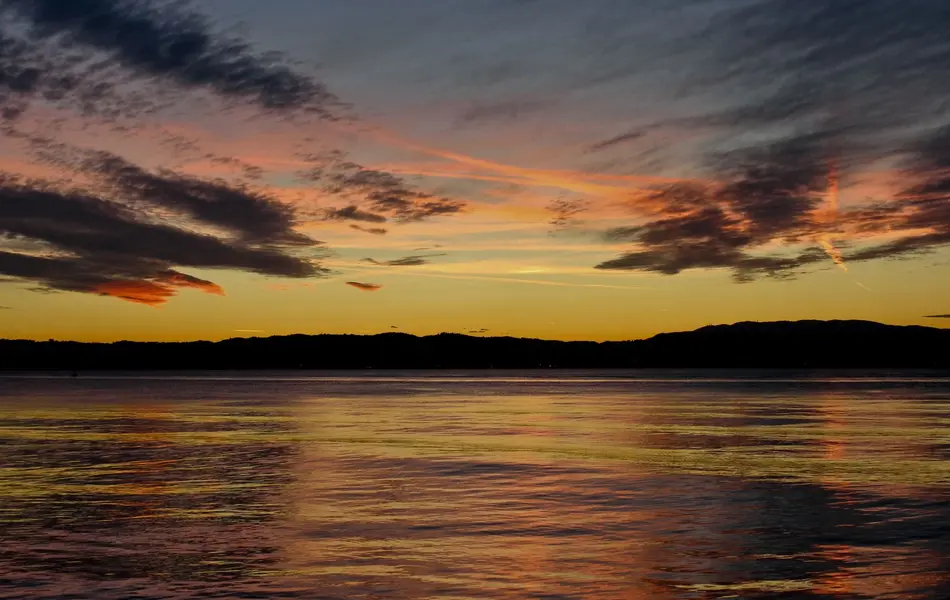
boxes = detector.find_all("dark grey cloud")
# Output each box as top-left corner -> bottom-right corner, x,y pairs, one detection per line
590,0 -> 950,280
326,205 -> 388,223
597,121 -> 950,278
548,198 -> 589,228
826,126 -> 950,263
680,0 -> 950,140
0,249 -> 225,305
715,133 -> 830,240
597,243 -> 827,282
345,281 -> 382,292
0,26 -> 145,122
597,133 -> 834,280
349,224 -> 388,236
587,130 -> 644,153
206,155 -> 265,181
0,0 -> 346,304
361,254 -> 446,267
0,305 -> 11,309
0,175 -> 327,303
303,159 -> 466,223
925,314 -> 950,319
603,227 -> 641,242
71,150 -> 313,245
0,0 -> 341,117
456,99 -> 546,125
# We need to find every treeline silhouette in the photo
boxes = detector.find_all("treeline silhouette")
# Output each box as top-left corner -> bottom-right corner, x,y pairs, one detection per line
1,320 -> 948,370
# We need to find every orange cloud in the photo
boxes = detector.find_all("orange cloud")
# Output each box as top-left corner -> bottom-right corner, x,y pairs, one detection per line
93,273 -> 225,306
93,280 -> 177,306
367,128 -> 699,199
161,272 -> 226,296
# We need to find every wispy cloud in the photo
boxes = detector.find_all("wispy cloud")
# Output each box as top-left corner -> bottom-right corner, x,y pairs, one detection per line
300,152 -> 467,223
349,224 -> 389,236
326,205 -> 388,223
587,130 -> 645,153
0,0 -> 343,119
0,178 -> 325,304
361,254 -> 447,267
394,271 -> 650,291
345,281 -> 382,292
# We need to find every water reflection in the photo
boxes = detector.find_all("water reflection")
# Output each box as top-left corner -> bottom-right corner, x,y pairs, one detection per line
1,373 -> 949,599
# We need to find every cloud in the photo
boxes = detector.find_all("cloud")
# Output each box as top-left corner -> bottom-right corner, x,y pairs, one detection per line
662,0 -> 950,144
0,0 -> 341,117
302,156 -> 466,223
159,271 -> 225,295
925,315 -> 950,319
594,117 -> 950,280
456,99 -> 546,125
596,122 -> 950,279
0,175 -> 327,304
587,130 -> 645,153
0,0 -> 344,306
603,227 -> 641,242
548,198 -> 589,229
0,305 -> 11,309
326,205 -> 388,223
361,254 -> 446,267
597,133 -> 834,280
590,0 -> 950,281
92,273 -> 222,306
345,281 -> 382,292
828,126 -> 950,263
45,148 -> 315,245
349,224 -> 388,236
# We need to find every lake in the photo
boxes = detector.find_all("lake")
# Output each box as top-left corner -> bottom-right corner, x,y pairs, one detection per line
1,371 -> 949,599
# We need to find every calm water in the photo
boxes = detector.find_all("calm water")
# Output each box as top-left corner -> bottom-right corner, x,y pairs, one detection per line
1,371 -> 950,599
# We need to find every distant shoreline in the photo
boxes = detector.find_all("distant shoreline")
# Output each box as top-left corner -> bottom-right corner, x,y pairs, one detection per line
2,320 -> 949,370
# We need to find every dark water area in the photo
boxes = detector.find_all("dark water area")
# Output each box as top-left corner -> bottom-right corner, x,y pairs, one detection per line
1,371 -> 949,599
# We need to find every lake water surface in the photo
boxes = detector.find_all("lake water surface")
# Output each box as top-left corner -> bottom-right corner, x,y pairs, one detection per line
1,371 -> 949,599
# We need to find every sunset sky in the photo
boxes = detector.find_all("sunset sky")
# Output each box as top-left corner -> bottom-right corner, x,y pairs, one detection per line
1,0 -> 949,342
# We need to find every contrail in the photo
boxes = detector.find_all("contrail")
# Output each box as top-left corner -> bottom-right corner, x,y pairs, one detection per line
345,267 -> 652,291
820,157 -> 848,273
820,238 -> 848,273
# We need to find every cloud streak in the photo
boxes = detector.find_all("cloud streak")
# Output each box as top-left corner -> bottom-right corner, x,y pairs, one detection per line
349,224 -> 388,236
0,174 -> 327,304
361,254 -> 446,267
325,205 -> 388,223
0,0 -> 347,306
345,281 -> 382,292
305,156 -> 467,223
0,0 -> 342,117
65,149 -> 315,245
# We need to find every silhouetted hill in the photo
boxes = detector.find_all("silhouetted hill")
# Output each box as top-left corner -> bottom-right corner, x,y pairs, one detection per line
1,320 -> 948,370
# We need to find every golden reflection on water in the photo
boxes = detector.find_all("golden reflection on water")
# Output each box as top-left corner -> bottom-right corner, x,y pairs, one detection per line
1,374 -> 950,599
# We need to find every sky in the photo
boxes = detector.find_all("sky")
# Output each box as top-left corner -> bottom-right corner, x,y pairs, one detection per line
1,0 -> 949,342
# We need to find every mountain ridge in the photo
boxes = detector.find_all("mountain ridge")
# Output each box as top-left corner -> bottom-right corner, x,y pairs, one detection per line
1,320 -> 948,370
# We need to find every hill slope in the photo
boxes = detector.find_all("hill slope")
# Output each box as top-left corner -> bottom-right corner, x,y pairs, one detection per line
1,320 -> 948,370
